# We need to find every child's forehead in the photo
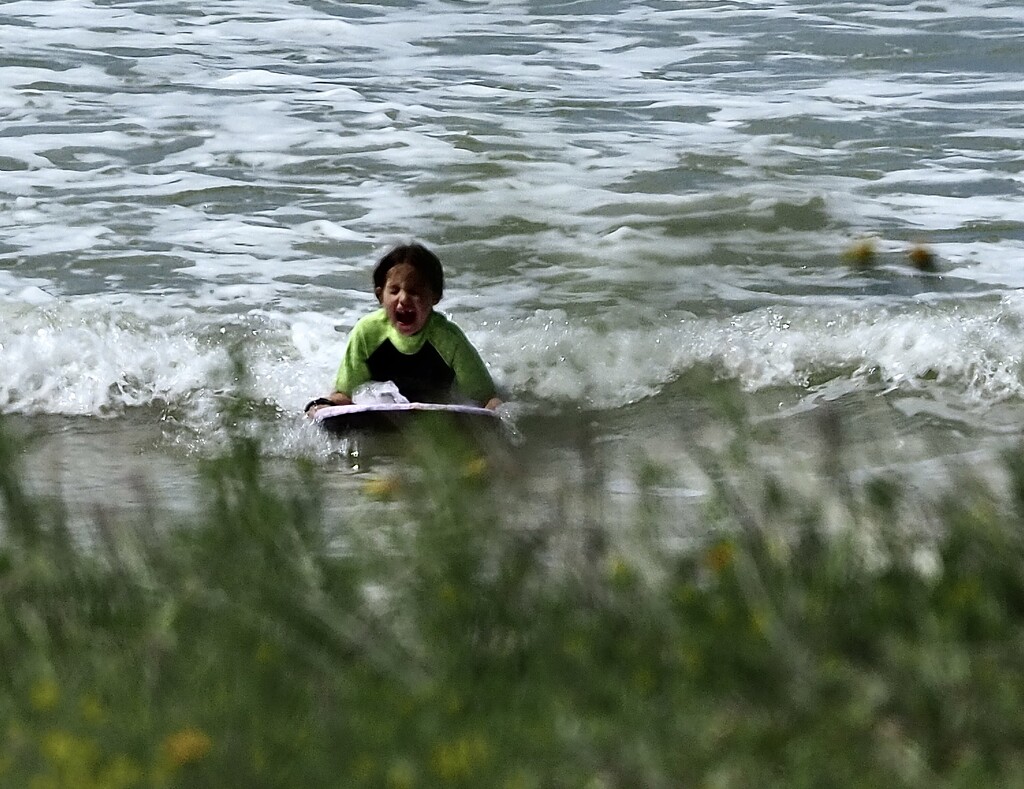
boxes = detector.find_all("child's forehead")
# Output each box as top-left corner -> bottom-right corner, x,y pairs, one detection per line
384,262 -> 431,287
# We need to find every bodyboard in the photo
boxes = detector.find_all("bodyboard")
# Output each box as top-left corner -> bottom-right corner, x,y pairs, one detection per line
313,402 -> 500,435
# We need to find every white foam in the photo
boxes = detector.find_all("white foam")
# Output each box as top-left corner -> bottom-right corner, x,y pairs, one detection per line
215,70 -> 318,88
14,286 -> 56,305
0,300 -> 223,416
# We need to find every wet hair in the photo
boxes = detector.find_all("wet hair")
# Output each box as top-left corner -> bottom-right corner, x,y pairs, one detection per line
372,243 -> 444,299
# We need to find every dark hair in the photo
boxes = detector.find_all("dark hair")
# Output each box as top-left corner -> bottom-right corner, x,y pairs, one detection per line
372,243 -> 444,299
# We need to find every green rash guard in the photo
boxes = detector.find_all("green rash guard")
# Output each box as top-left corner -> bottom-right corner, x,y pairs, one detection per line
334,309 -> 496,405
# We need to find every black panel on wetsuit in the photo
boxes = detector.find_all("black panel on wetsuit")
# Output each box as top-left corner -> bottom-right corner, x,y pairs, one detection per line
367,339 -> 456,403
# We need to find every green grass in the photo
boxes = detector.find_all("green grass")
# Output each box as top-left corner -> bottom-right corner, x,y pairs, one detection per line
4,405 -> 1024,788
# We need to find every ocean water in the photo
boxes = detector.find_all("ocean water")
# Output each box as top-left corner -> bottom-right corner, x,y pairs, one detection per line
2,0 -> 1023,513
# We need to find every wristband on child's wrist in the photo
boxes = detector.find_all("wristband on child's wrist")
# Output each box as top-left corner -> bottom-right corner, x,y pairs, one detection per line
304,397 -> 335,413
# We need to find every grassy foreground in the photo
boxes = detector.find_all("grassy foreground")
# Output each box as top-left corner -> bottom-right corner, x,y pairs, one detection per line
3,412 -> 1024,789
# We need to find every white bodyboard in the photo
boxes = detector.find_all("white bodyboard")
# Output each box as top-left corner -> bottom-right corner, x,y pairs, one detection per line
313,402 -> 499,434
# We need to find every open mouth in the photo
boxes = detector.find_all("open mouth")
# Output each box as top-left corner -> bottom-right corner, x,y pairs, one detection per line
394,307 -> 418,329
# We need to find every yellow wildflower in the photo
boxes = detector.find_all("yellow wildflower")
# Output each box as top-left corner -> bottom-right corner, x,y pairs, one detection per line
463,455 -> 488,478
843,238 -> 877,268
431,735 -> 489,781
41,729 -> 98,776
162,727 -> 212,767
704,540 -> 735,573
363,475 -> 400,500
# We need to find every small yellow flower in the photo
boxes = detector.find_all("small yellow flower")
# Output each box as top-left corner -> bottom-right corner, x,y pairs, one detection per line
431,735 -> 489,782
843,238 -> 877,268
704,540 -> 735,573
29,678 -> 60,712
41,729 -> 96,767
462,455 -> 488,478
363,475 -> 400,500
162,727 -> 212,767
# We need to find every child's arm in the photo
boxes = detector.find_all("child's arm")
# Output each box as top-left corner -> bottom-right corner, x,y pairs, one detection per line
445,324 -> 499,408
305,317 -> 372,417
334,319 -> 373,400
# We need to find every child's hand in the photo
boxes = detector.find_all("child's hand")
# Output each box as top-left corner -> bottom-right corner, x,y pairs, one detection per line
304,393 -> 352,418
303,398 -> 334,418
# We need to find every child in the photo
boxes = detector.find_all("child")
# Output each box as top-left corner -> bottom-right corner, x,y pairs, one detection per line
305,243 -> 500,416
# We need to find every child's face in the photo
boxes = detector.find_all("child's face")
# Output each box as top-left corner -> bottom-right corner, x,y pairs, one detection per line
375,262 -> 439,336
